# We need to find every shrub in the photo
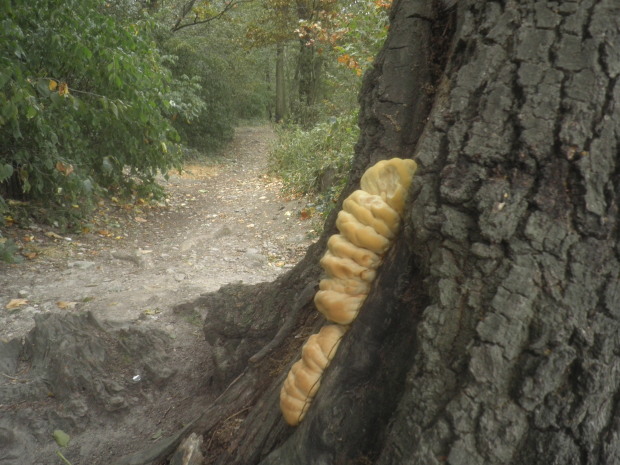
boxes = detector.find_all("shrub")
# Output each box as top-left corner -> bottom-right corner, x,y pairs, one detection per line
0,0 -> 183,226
269,111 -> 358,210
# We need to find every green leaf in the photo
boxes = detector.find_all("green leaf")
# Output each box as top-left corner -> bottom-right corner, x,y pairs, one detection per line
102,157 -> 113,173
1,101 -> 17,120
0,163 -> 13,182
35,79 -> 51,97
78,45 -> 93,60
25,105 -> 37,119
52,429 -> 70,447
0,71 -> 10,89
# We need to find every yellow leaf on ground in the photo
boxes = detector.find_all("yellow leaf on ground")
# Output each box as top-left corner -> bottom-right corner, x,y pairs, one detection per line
6,299 -> 28,310
45,231 -> 64,240
56,301 -> 77,309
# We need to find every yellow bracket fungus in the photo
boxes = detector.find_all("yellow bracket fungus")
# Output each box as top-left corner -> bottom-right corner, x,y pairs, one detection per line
280,158 -> 417,426
280,324 -> 347,426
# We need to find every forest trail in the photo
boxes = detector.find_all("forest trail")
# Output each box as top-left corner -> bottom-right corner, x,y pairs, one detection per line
0,125 -> 316,341
0,125 -> 317,464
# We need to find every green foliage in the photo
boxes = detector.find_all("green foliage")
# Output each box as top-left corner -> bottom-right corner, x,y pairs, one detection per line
331,0 -> 390,74
163,37 -> 236,152
163,17 -> 271,154
267,0 -> 389,209
269,111 -> 358,208
0,0 -> 182,227
0,237 -> 22,264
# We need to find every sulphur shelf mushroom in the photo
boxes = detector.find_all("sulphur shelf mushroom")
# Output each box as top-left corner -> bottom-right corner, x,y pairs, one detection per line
315,157 -> 417,324
280,324 -> 347,426
280,157 -> 416,426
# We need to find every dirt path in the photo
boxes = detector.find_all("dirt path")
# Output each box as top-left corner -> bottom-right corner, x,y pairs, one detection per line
0,125 -> 316,340
0,125 -> 317,464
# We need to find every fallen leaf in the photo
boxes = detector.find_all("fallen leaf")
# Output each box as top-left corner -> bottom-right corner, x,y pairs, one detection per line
52,429 -> 70,447
45,231 -> 64,240
22,252 -> 37,260
134,217 -> 147,223
56,301 -> 78,309
6,299 -> 28,309
97,229 -> 113,237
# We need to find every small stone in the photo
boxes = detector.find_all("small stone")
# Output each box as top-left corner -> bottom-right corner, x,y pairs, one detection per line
245,252 -> 267,268
289,234 -> 306,244
212,225 -> 232,239
68,261 -> 96,270
106,396 -> 127,411
17,290 -> 29,298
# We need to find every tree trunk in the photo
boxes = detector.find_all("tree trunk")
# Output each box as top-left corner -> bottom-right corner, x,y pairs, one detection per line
133,0 -> 620,463
296,41 -> 322,108
275,43 -> 287,123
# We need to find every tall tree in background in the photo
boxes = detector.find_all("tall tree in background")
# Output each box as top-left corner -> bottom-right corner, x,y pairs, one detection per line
247,0 -> 344,123
275,42 -> 288,122
246,0 -> 297,121
153,0 -> 620,463
293,0 -> 326,109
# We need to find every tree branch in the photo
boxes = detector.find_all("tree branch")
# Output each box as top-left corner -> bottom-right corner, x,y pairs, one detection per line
171,0 -> 254,32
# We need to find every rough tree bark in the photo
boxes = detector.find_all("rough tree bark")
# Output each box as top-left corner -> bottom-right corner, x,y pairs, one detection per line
130,0 -> 620,464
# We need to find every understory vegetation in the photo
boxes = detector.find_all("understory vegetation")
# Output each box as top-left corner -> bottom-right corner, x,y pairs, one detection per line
265,0 -> 390,210
269,112 -> 358,215
0,0 -> 389,259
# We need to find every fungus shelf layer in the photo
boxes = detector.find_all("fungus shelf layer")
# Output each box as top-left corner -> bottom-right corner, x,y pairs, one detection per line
280,158 -> 417,426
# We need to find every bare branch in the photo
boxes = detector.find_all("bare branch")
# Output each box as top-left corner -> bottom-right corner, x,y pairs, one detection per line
171,0 -> 254,32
